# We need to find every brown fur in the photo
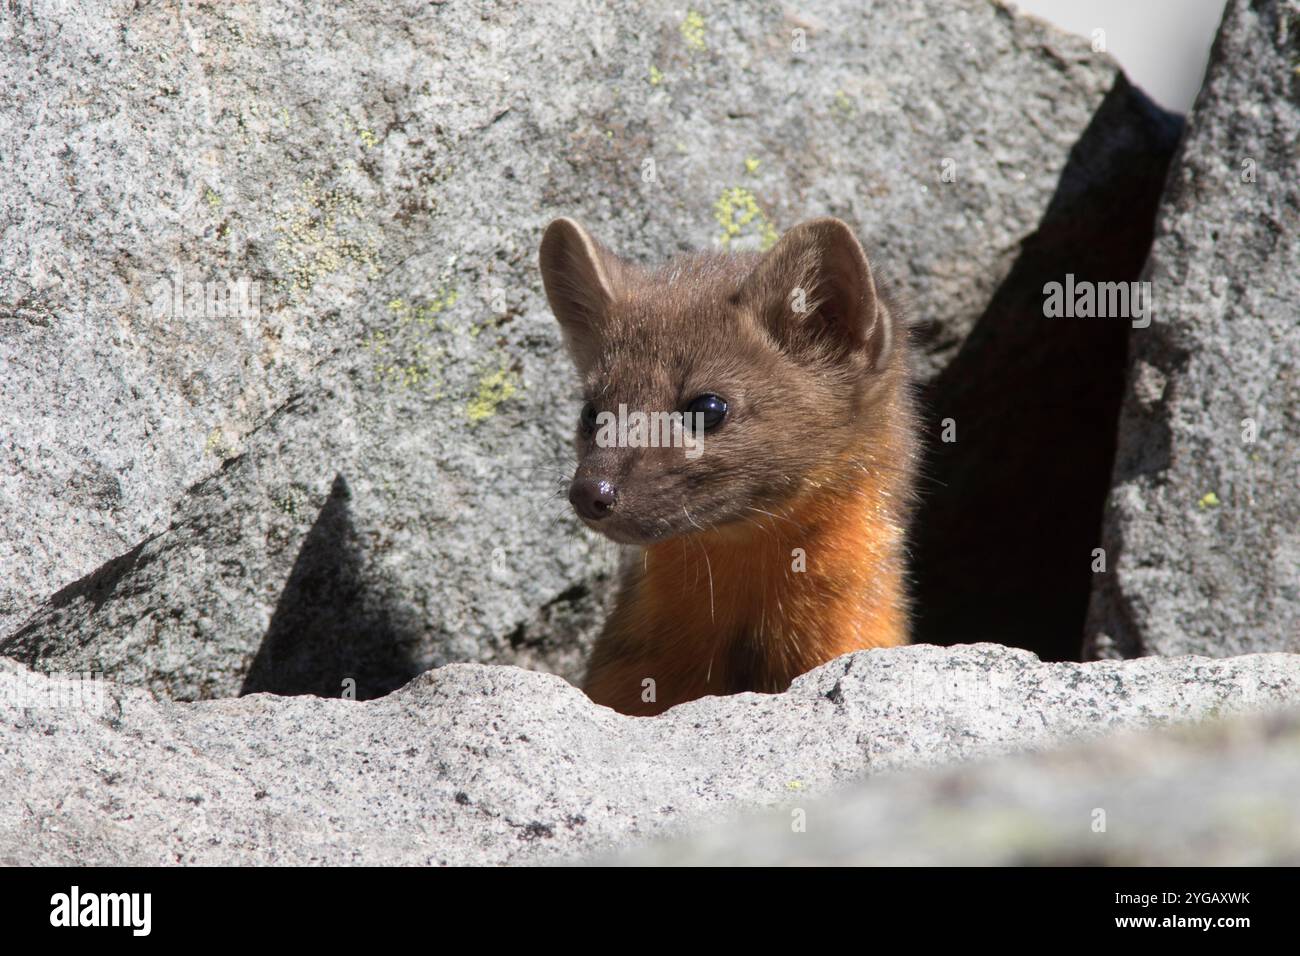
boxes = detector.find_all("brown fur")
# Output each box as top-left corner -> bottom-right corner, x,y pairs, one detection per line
540,217 -> 918,716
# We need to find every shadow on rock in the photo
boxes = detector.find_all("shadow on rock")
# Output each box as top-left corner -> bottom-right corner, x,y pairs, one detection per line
909,76 -> 1183,662
240,473 -> 422,700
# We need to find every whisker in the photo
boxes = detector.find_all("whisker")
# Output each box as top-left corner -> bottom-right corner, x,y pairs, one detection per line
683,506 -> 715,624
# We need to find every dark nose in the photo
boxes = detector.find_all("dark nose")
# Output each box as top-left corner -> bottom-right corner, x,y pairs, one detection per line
569,478 -> 616,521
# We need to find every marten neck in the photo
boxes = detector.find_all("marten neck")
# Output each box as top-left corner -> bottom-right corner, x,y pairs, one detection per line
586,444 -> 910,716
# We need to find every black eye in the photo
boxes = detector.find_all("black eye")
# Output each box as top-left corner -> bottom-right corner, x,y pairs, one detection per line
580,401 -> 599,433
685,394 -> 728,431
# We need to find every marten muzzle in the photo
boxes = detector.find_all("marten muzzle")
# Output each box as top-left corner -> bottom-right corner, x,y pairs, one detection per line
569,477 -> 616,521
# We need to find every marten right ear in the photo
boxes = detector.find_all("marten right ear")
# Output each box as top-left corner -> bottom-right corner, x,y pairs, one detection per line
539,218 -> 625,370
735,217 -> 890,372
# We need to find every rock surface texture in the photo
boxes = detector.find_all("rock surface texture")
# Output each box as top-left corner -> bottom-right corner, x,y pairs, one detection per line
2,644 -> 1299,866
613,704 -> 1300,865
1087,0 -> 1300,659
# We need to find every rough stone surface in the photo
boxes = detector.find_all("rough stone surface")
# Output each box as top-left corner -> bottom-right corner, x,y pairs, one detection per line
2,643 -> 1299,866
1087,0 -> 1300,659
2,0 -> 1180,690
1,366 -> 615,700
612,704 -> 1300,865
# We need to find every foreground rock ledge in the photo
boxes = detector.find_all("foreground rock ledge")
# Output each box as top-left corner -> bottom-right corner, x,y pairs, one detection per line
2,644 -> 1299,866
612,705 -> 1300,865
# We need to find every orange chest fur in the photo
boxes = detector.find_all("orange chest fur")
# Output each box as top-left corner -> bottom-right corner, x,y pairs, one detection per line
590,483 -> 908,711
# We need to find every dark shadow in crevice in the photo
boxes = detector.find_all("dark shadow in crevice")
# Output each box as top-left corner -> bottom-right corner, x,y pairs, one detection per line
909,76 -> 1183,662
240,473 -> 421,699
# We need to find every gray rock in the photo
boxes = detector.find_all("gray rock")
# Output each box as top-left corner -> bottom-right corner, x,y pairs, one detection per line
1087,0 -> 1300,659
612,702 -> 1300,866
2,0 -> 1180,689
2,643 -> 1299,865
1,367 -> 613,699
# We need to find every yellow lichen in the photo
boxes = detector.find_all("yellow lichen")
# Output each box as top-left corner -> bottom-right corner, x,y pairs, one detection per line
466,367 -> 519,424
649,65 -> 664,86
366,336 -> 442,390
744,156 -> 760,174
681,11 -> 706,51
387,288 -> 459,329
273,179 -> 381,299
203,426 -> 237,459
364,287 -> 460,391
714,186 -> 779,250
1197,491 -> 1221,509
270,486 -> 306,518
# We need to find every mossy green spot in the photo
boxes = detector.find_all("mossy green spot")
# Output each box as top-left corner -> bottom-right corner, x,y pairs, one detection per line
270,484 -> 308,518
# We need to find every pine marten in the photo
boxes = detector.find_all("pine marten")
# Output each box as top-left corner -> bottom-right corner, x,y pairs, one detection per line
539,217 -> 917,716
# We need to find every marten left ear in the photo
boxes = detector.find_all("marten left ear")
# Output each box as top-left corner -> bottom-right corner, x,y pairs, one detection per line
539,218 -> 627,371
736,217 -> 890,370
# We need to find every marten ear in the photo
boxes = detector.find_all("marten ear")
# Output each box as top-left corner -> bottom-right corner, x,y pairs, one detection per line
735,217 -> 890,370
539,218 -> 625,370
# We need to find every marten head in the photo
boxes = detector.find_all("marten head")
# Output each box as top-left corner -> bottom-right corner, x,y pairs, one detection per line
539,217 -> 908,546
